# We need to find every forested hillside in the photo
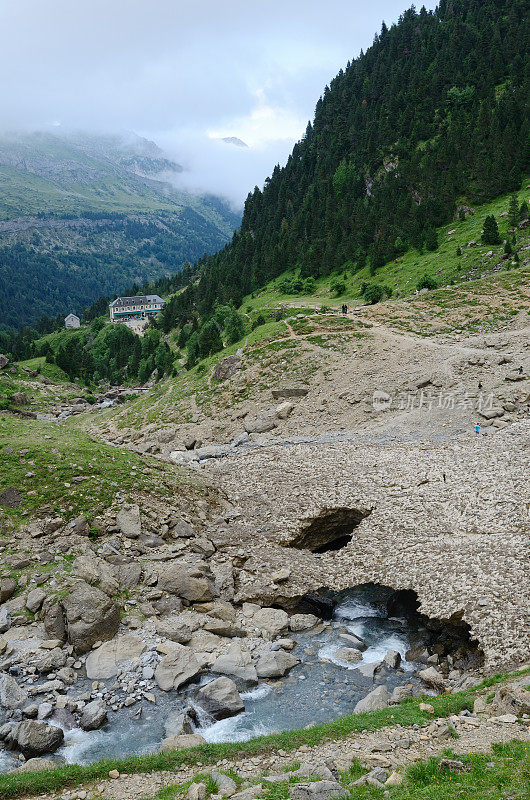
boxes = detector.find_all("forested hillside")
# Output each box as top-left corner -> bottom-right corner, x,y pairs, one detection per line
162,0 -> 528,331
0,131 -> 240,328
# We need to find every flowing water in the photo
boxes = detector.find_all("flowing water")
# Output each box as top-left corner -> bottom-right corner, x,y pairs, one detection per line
1,586 -> 426,769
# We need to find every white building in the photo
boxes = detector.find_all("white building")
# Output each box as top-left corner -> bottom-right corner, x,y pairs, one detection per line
64,313 -> 81,329
109,295 -> 165,323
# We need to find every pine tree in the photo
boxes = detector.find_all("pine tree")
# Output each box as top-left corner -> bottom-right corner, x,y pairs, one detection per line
481,215 -> 501,245
508,194 -> 519,226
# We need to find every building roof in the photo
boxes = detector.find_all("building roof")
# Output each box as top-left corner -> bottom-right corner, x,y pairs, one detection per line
109,295 -> 165,308
64,313 -> 80,321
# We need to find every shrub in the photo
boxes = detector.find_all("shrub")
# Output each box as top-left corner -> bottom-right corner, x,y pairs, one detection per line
417,274 -> 438,291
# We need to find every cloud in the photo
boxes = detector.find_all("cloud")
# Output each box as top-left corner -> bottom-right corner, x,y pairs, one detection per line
0,0 -> 438,205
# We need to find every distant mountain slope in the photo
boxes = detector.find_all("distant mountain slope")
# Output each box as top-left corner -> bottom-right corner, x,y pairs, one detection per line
0,131 -> 240,327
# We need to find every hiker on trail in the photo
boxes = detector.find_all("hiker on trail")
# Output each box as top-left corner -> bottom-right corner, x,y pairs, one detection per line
478,381 -> 483,390
518,366 -> 523,374
475,423 -> 480,434
344,304 -> 348,314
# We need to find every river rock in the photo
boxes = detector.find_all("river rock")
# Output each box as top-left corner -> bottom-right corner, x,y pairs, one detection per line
10,720 -> 64,757
211,641 -> 257,683
13,757 -> 58,773
62,583 -> 120,653
157,562 -> 216,602
197,676 -> 244,719
116,504 -> 142,538
383,649 -> 402,669
289,613 -> 319,632
251,607 -> 289,638
80,699 -> 108,730
85,634 -> 146,679
155,644 -> 201,691
156,617 -> 193,644
42,601 -> 66,642
354,685 -> 390,713
0,673 -> 28,709
290,781 -> 344,800
334,647 -> 363,663
164,710 -> 193,737
161,733 -> 206,751
243,414 -> 277,434
256,650 -> 299,678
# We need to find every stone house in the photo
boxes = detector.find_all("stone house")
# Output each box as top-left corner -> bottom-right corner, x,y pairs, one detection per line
64,313 -> 81,329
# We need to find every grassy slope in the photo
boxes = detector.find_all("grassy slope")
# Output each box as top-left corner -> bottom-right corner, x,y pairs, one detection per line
1,669 -> 528,799
0,412 -> 198,527
242,183 -> 529,313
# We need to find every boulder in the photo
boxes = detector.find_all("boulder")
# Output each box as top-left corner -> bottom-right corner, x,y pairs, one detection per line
334,647 -> 363,664
383,649 -> 402,669
116,504 -> 141,538
26,588 -> 46,614
211,642 -> 257,683
79,699 -> 107,731
13,757 -> 58,773
256,650 -> 299,678
42,601 -> 66,643
72,554 -> 119,597
155,644 -> 202,691
157,562 -> 216,603
33,648 -> 67,673
497,686 -> 530,716
251,607 -> 289,638
161,733 -> 206,751
0,673 -> 28,709
10,720 -> 64,757
0,354 -> 9,370
419,667 -> 447,691
156,617 -> 193,644
354,685 -> 390,714
210,770 -> 237,797
0,608 -> 11,634
62,583 -> 120,653
276,401 -> 294,419
164,710 -> 193,737
85,635 -> 146,680
0,577 -> 16,603
197,677 -> 245,719
289,614 -> 319,632
243,414 -> 277,434
213,356 -> 241,382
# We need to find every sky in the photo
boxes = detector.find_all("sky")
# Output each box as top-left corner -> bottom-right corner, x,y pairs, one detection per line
0,0 -> 438,206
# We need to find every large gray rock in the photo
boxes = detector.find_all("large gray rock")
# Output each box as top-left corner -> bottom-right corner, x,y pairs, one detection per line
243,414 -> 277,434
256,650 -> 299,678
333,647 -> 363,664
289,614 -> 319,632
197,677 -> 244,720
157,562 -> 216,602
419,667 -> 447,691
0,577 -> 17,602
210,770 -> 238,797
85,635 -> 146,679
156,616 -> 193,644
10,720 -> 64,757
42,600 -> 67,642
213,356 -> 241,382
251,607 -> 289,638
0,607 -> 11,634
155,644 -> 202,691
33,648 -> 67,673
26,588 -> 46,614
290,782 -> 344,800
0,673 -> 28,709
116,504 -> 141,538
161,733 -> 206,751
354,685 -> 391,714
62,583 -> 120,653
164,709 -> 193,737
211,642 -> 257,683
13,757 -> 58,773
80,699 -> 107,731
0,354 -> 9,370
